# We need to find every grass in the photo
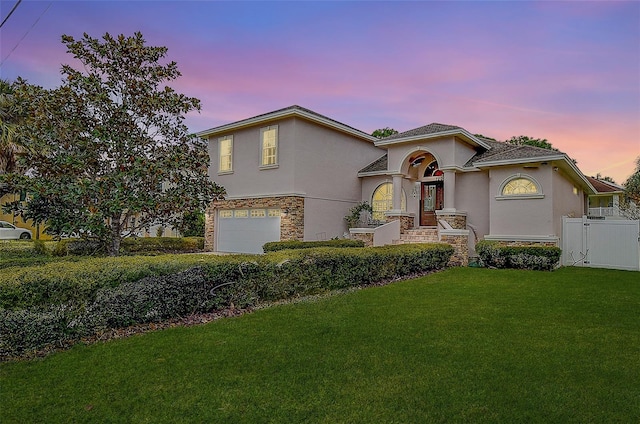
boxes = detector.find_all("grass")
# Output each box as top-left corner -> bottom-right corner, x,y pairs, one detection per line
1,267 -> 638,423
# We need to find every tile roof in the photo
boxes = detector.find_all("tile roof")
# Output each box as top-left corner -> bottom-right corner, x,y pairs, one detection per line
382,123 -> 463,141
467,143 -> 565,167
358,154 -> 388,174
586,176 -> 624,193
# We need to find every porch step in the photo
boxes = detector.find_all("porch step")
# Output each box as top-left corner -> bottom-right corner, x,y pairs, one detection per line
393,228 -> 439,244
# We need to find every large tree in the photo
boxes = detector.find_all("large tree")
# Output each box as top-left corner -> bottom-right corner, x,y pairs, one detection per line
505,135 -> 558,151
2,32 -> 224,255
620,156 -> 640,219
0,80 -> 23,177
372,127 -> 398,139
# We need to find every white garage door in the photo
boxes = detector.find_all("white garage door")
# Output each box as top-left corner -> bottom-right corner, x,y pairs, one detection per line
217,209 -> 281,254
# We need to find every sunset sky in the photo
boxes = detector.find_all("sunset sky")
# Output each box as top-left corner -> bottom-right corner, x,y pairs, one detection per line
1,1 -> 638,183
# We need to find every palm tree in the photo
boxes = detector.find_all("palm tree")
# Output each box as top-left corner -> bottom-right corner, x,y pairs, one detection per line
0,79 -> 26,198
0,79 -> 21,173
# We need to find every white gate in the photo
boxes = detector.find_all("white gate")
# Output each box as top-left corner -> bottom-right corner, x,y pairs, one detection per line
562,216 -> 640,271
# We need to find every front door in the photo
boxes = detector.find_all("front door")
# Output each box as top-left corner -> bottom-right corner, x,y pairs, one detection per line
421,182 -> 444,226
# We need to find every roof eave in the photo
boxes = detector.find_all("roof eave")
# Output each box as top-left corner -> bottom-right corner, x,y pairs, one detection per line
196,109 -> 377,143
374,128 -> 491,150
357,170 -> 393,178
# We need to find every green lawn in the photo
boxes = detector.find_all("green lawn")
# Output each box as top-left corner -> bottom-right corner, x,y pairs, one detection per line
1,267 -> 638,423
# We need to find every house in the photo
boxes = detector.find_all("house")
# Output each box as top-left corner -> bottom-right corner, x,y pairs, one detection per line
197,105 -> 596,263
0,191 -> 52,240
586,176 -> 626,219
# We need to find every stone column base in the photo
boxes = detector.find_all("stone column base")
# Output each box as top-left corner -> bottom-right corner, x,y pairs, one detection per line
440,229 -> 469,266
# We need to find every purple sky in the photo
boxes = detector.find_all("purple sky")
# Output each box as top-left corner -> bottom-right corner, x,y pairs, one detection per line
1,1 -> 638,183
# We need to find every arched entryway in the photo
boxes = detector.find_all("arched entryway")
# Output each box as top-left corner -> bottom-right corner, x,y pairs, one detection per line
420,159 -> 444,226
403,152 -> 445,227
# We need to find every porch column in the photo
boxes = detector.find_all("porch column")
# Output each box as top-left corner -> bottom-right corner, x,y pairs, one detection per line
443,170 -> 456,211
392,174 -> 403,211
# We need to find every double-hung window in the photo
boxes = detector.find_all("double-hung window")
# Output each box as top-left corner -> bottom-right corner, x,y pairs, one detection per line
260,126 -> 278,168
218,136 -> 233,173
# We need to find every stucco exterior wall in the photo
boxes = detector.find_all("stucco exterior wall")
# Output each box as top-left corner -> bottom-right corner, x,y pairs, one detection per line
488,166 -> 555,236
385,136 -> 478,172
551,168 -> 585,236
206,118 -> 297,198
304,197 -> 354,240
454,170 -> 490,236
387,138 -> 453,172
292,118 -> 383,201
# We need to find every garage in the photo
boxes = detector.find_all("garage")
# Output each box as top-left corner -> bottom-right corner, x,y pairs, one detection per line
217,209 -> 281,254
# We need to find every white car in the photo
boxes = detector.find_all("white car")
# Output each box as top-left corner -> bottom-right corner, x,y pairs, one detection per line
0,220 -> 32,240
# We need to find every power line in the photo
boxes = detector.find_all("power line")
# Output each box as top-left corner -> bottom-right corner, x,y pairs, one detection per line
0,0 -> 22,29
0,1 -> 52,68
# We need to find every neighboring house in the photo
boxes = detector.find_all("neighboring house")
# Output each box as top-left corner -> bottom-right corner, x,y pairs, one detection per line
198,105 -> 596,263
0,191 -> 52,240
586,176 -> 625,219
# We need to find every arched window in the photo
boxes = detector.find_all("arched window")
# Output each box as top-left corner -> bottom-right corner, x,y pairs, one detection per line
423,160 -> 443,177
372,182 -> 406,221
498,175 -> 543,199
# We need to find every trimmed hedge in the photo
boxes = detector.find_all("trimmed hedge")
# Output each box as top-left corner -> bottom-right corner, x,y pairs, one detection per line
263,239 -> 365,252
0,243 -> 453,357
51,237 -> 205,256
0,254 -> 236,310
121,237 -> 205,254
476,240 -> 561,271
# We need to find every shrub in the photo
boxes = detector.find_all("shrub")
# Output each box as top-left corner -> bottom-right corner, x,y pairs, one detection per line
120,237 -> 204,254
263,239 -> 364,252
32,240 -> 49,256
51,239 -> 106,256
476,240 -> 561,271
344,201 -> 373,228
0,243 -> 453,357
0,254 -> 232,310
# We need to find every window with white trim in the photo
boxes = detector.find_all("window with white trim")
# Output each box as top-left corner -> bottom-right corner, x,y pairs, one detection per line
218,136 -> 233,173
498,174 -> 543,199
219,210 -> 233,218
234,210 -> 248,218
260,126 -> 278,167
250,209 -> 266,218
268,209 -> 281,217
371,182 -> 407,221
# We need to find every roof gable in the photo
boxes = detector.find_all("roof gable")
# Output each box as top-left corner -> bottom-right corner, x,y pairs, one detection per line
374,122 -> 491,150
358,154 -> 388,174
382,123 -> 463,141
586,176 -> 624,193
196,105 -> 376,143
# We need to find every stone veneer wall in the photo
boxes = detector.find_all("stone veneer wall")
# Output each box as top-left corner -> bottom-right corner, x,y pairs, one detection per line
436,212 -> 467,230
385,214 -> 415,233
440,231 -> 469,267
204,196 -> 304,251
350,232 -> 374,247
490,240 -> 558,247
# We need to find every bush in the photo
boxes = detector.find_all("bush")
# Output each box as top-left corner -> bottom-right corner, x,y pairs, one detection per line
51,237 -> 204,256
263,239 -> 364,252
476,240 -> 561,271
51,239 -> 105,256
0,254 -> 233,310
0,243 -> 453,357
120,237 -> 204,254
32,240 -> 49,256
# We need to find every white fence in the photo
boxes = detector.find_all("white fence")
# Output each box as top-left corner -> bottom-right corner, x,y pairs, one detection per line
562,216 -> 640,271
